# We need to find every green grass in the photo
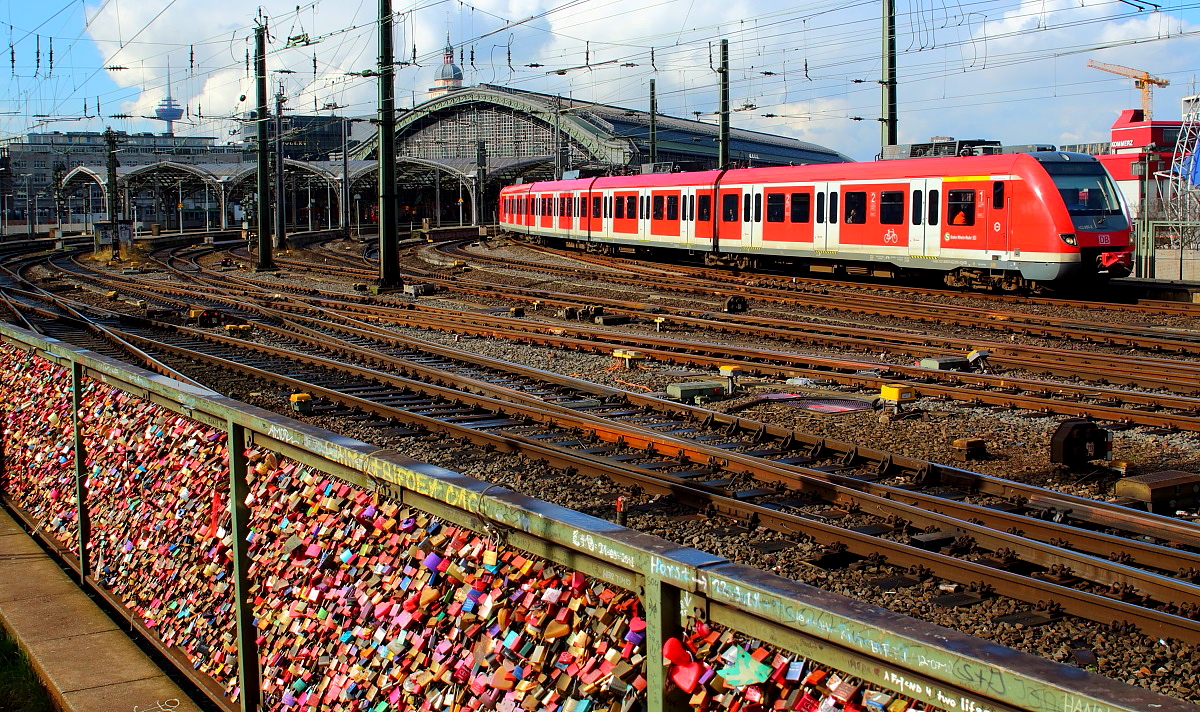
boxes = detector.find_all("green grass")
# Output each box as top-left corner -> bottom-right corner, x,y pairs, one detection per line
0,626 -> 53,712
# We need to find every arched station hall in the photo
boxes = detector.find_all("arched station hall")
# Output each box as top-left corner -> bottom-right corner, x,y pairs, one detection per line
55,84 -> 850,235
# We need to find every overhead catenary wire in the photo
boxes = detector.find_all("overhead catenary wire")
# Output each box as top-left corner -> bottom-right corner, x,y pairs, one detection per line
1,0 -> 1198,145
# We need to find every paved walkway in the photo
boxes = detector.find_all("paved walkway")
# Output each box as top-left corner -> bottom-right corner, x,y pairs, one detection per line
0,507 -> 203,712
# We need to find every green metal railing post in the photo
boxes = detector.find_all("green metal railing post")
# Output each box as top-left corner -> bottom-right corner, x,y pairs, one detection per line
644,577 -> 688,712
227,421 -> 260,712
71,362 -> 91,581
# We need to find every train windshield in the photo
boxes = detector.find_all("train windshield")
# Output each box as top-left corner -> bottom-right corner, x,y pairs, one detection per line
1043,162 -> 1122,216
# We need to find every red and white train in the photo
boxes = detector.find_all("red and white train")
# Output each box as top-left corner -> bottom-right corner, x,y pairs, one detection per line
497,151 -> 1133,290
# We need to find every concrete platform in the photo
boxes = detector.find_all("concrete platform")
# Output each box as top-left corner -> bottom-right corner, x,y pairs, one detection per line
0,507 -> 203,712
1111,277 -> 1200,303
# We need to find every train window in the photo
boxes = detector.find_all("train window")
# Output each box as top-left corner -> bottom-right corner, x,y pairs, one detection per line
844,192 -> 867,224
992,181 -> 1004,209
766,193 -> 786,222
615,196 -> 625,219
653,195 -> 665,220
927,189 -> 939,226
667,195 -> 679,221
880,191 -> 904,225
790,193 -> 810,223
911,190 -> 922,225
722,194 -> 739,222
592,197 -> 601,218
948,190 -> 975,226
816,192 -> 825,224
627,196 -> 636,218
754,193 -> 762,222
698,195 -> 712,221
828,192 -> 838,224
743,194 -> 752,223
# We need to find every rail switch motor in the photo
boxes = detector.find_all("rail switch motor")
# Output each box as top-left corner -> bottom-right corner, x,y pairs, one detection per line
1049,420 -> 1112,469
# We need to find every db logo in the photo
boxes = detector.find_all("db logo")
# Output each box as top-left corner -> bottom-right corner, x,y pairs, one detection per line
883,229 -> 899,244
1098,234 -> 1110,245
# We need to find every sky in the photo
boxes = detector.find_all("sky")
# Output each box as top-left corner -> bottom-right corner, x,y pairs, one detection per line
2,0 -> 1199,161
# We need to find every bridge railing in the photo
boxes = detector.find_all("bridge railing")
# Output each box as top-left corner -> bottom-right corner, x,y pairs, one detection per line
0,322 -> 1185,712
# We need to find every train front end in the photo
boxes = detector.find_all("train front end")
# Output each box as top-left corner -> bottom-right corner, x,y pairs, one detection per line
1035,153 -> 1133,280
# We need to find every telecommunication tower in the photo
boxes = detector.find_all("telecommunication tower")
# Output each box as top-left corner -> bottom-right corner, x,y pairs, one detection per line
154,62 -> 185,136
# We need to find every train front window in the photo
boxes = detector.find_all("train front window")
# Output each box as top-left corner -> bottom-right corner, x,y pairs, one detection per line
1044,163 -> 1122,216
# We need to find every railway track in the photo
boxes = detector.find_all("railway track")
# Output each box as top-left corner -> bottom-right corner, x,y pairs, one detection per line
142,244 -> 1200,432
516,243 -> 1200,318
280,241 -> 1200,393
433,241 -> 1200,354
7,251 -> 1200,648
7,238 -> 1200,697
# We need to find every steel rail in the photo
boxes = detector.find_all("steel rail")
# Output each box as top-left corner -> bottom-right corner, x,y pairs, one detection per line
96,320 -> 1200,644
28,249 -> 1200,551
453,242 -> 1200,351
237,303 -> 1200,583
520,243 -> 1200,319
251,247 -> 1200,393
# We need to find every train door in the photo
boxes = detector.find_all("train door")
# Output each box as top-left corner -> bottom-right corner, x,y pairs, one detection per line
716,187 -> 742,249
745,188 -> 763,249
985,181 -> 1008,255
679,188 -> 693,245
692,189 -> 715,249
908,179 -> 942,257
813,183 -> 840,251
639,191 -> 649,241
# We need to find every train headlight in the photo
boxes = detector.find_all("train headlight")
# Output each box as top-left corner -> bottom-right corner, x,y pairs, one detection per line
1059,233 -> 1077,247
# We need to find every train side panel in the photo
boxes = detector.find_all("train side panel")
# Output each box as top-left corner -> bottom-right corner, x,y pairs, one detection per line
497,153 -> 1132,287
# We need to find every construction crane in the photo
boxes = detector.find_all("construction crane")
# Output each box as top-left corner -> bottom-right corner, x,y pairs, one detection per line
1087,60 -> 1170,119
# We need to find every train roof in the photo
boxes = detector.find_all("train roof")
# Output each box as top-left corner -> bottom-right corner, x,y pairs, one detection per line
501,152 -> 1101,194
